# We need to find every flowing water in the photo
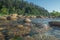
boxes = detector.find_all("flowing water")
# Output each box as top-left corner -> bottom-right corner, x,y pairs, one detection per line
31,18 -> 60,38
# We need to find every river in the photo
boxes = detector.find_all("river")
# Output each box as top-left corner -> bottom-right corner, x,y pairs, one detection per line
31,18 -> 60,38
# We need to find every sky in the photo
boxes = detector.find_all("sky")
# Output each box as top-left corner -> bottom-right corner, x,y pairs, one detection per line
25,0 -> 60,12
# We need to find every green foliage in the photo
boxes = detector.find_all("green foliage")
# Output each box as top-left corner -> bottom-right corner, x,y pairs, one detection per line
50,10 -> 60,17
9,7 -> 16,14
0,0 -> 49,16
0,6 -> 9,15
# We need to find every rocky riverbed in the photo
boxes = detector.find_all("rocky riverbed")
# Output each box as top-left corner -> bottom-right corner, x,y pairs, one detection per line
0,14 -> 60,40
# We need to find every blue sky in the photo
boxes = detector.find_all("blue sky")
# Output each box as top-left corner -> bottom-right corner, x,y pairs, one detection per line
25,0 -> 60,12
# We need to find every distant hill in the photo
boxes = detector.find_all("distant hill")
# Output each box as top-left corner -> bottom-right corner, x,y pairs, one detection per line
0,0 -> 49,16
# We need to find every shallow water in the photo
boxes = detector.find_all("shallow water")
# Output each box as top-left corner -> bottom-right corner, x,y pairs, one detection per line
31,18 -> 60,38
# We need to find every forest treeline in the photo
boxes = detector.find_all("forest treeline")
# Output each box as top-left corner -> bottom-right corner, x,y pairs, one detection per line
50,10 -> 60,17
0,0 -> 49,16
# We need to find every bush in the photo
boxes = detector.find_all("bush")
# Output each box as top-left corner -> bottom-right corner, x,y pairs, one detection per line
1,6 -> 9,15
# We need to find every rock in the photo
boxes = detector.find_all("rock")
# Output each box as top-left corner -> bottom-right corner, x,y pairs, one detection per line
30,16 -> 36,18
36,16 -> 41,18
20,26 -> 31,36
10,16 -> 17,20
49,21 -> 60,27
24,27 -> 31,32
0,32 -> 4,40
7,14 -> 18,20
7,16 -> 17,20
24,23 -> 31,26
16,25 -> 24,30
33,16 -> 36,18
17,15 -> 23,18
24,35 -> 34,40
24,18 -> 31,23
6,16 -> 10,20
40,16 -> 45,18
3,15 -> 9,17
36,16 -> 44,18
17,25 -> 23,28
21,26 -> 31,36
0,16 -> 6,20
10,14 -> 18,17
0,28 -> 4,30
42,24 -> 49,30
25,16 -> 30,18
45,17 -> 48,18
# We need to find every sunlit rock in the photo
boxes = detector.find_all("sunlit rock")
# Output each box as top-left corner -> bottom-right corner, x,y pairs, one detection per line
16,25 -> 24,30
30,16 -> 36,18
0,16 -> 6,20
7,16 -> 17,20
24,18 -> 31,23
17,15 -> 23,18
10,14 -> 18,17
7,14 -> 18,20
0,28 -> 4,30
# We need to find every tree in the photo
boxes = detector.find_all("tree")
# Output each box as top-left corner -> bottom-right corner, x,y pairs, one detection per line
0,0 -> 49,16
50,10 -> 60,17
